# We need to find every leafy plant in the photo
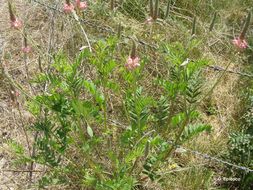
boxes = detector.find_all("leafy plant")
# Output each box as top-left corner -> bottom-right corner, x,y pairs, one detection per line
19,37 -> 212,189
227,93 -> 253,189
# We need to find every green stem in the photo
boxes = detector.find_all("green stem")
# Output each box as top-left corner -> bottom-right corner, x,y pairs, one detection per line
209,12 -> 217,32
110,0 -> 114,11
164,67 -> 190,159
163,111 -> 190,159
191,17 -> 196,36
240,12 -> 251,39
133,72 -> 139,130
17,106 -> 32,156
165,0 -> 171,19
164,61 -> 232,160
122,91 -> 131,123
154,0 -> 159,20
103,80 -> 108,130
150,0 -> 154,19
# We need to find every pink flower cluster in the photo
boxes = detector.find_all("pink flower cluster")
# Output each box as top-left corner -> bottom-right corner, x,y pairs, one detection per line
63,2 -> 75,13
8,3 -> 32,53
64,0 -> 87,13
11,18 -> 22,29
21,46 -> 32,54
9,2 -> 22,29
125,56 -> 140,70
76,0 -> 87,10
232,37 -> 248,49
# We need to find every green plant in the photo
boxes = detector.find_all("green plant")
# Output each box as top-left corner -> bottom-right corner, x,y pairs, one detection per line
5,0 -> 253,189
226,92 -> 253,189
15,36 -> 212,189
227,132 -> 253,190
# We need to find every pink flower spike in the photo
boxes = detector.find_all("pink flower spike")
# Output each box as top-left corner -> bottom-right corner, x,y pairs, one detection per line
125,56 -> 140,70
232,37 -> 248,49
21,46 -> 32,54
11,18 -> 22,29
8,2 -> 22,29
64,3 -> 75,13
76,0 -> 87,10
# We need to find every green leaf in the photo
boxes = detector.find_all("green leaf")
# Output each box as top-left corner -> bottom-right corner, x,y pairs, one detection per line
181,124 -> 212,143
87,125 -> 94,138
125,147 -> 143,164
106,81 -> 120,92
171,112 -> 186,127
72,100 -> 99,119
83,80 -> 105,105
104,60 -> 116,74
154,96 -> 169,127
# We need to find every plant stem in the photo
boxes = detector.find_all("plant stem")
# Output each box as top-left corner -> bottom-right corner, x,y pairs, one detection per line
154,0 -> 159,20
150,0 -> 154,19
72,11 -> 92,52
165,0 -> 171,19
240,11 -> 251,39
103,80 -> 108,130
163,111 -> 190,159
209,12 -> 217,32
29,132 -> 38,183
110,0 -> 115,11
16,106 -> 32,156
